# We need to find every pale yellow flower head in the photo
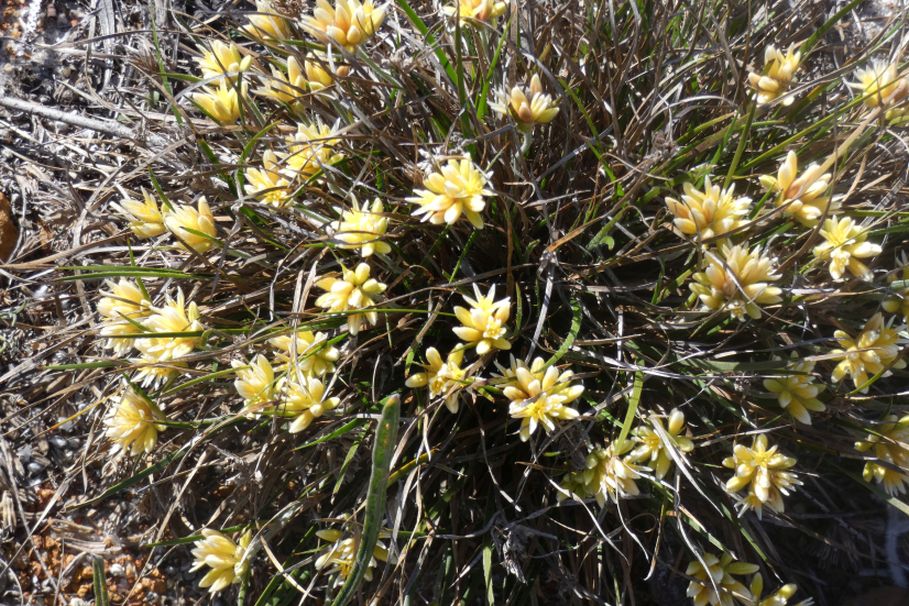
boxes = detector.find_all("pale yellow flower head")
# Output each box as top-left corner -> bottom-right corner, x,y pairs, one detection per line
278,375 -> 339,432
405,346 -> 470,413
315,528 -> 388,585
111,188 -> 166,238
97,279 -> 152,354
164,197 -> 218,254
847,59 -> 908,109
192,81 -> 244,124
665,176 -> 751,242
132,290 -> 204,386
257,56 -> 341,106
303,0 -> 386,51
723,434 -> 799,517
282,119 -> 345,179
626,408 -> 695,479
812,216 -> 881,281
196,41 -> 251,82
763,355 -> 825,425
452,284 -> 511,354
245,150 -> 292,208
498,356 -> 582,441
748,44 -> 801,105
268,329 -> 340,376
232,354 -> 278,416
241,1 -> 292,42
830,312 -> 905,391
559,440 -> 642,506
329,197 -> 391,257
759,151 -> 835,227
750,574 -> 802,606
690,243 -> 782,321
686,552 -> 758,606
98,278 -> 150,319
445,0 -> 506,23
856,414 -> 909,496
883,260 -> 909,324
104,388 -> 165,456
314,262 -> 387,335
407,156 -> 492,229
489,74 -> 559,132
190,529 -> 252,594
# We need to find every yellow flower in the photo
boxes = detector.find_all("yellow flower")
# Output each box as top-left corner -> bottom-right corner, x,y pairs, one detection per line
132,290 -> 204,386
626,408 -> 695,479
559,440 -> 643,506
407,156 -> 492,229
830,312 -> 905,391
245,150 -> 292,208
498,356 -> 582,441
110,188 -> 166,238
314,262 -> 386,335
192,81 -> 244,124
664,176 -> 751,241
445,0 -> 506,23
883,260 -> 909,324
232,355 -> 278,415
747,44 -> 801,105
329,197 -> 391,257
303,0 -> 386,51
257,56 -> 340,106
196,41 -> 251,82
686,552 -> 758,606
723,434 -> 799,517
750,574 -> 803,606
315,528 -> 388,585
164,197 -> 218,254
405,347 -> 470,413
847,59 -> 908,110
97,279 -> 151,354
763,356 -> 825,425
190,529 -> 252,594
241,0 -> 292,42
489,74 -> 559,132
278,375 -> 339,432
812,216 -> 881,281
690,243 -> 782,321
855,415 -> 909,496
451,284 -> 511,354
268,329 -> 340,376
282,119 -> 345,179
104,388 -> 165,456
758,151 -> 835,227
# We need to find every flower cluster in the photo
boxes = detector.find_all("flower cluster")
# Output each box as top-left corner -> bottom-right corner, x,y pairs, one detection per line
497,356 -> 583,442
490,74 -> 559,132
748,44 -> 801,105
103,388 -> 165,456
665,176 -> 751,242
559,440 -> 643,506
407,156 -> 493,229
314,528 -> 389,585
627,408 -> 695,479
812,216 -> 881,281
855,414 -> 909,495
723,434 -> 800,517
190,529 -> 252,594
830,313 -> 905,391
689,243 -> 783,321
763,356 -> 826,425
315,262 -> 387,335
758,151 -> 834,227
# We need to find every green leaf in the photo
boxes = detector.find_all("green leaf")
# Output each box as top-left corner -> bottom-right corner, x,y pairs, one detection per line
331,394 -> 401,606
